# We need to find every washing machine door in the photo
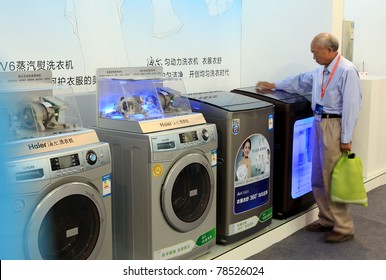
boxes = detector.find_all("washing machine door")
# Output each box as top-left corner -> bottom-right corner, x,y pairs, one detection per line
25,182 -> 106,260
162,152 -> 214,232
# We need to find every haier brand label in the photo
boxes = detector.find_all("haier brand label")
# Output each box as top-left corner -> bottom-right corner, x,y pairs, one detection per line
159,118 -> 190,128
28,142 -> 47,150
159,121 -> 173,128
7,130 -> 100,158
27,137 -> 75,151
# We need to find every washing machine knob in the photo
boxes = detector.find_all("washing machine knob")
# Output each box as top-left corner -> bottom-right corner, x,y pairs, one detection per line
202,129 -> 209,141
86,150 -> 98,165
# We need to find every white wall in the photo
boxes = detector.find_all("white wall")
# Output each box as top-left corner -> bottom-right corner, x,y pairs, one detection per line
1,1 -> 384,89
239,0 -> 386,90
344,0 -> 386,75
240,0 -> 344,87
0,1 -> 242,94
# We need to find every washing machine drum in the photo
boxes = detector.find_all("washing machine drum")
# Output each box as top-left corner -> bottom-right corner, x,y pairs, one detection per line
26,182 -> 106,260
162,153 -> 214,232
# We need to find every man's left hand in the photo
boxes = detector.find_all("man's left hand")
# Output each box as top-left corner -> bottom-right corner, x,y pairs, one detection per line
341,142 -> 352,153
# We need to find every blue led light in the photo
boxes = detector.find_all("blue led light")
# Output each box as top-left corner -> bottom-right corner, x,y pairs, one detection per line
291,117 -> 314,199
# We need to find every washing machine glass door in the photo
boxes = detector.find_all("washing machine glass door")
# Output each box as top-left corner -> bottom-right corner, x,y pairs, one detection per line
26,182 -> 106,260
162,153 -> 214,232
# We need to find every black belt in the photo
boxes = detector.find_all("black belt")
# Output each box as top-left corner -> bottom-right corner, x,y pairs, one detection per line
321,113 -> 341,119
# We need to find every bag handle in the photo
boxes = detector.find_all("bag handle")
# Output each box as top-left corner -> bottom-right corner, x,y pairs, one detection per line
341,151 -> 356,159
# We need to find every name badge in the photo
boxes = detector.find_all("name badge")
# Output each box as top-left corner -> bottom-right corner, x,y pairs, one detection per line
314,103 -> 323,122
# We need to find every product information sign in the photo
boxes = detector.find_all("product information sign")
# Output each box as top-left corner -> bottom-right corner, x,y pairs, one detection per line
234,133 -> 270,214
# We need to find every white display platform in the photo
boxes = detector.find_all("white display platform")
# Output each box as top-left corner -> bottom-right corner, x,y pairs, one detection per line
197,173 -> 386,260
352,76 -> 386,180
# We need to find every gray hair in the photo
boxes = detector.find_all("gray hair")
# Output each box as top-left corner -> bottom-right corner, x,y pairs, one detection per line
313,33 -> 339,51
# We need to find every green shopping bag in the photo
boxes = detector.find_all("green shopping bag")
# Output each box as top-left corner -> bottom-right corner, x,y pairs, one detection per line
331,152 -> 368,207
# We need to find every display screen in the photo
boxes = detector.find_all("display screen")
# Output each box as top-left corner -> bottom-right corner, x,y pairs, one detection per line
50,154 -> 80,171
157,141 -> 176,150
58,155 -> 74,169
179,131 -> 198,143
291,117 -> 314,199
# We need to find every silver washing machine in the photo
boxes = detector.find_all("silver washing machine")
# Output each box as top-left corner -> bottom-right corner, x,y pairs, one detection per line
1,129 -> 113,260
94,123 -> 217,260
188,91 -> 274,245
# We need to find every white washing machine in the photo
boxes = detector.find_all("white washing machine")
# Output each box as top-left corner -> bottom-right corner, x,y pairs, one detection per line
94,123 -> 217,260
1,129 -> 113,260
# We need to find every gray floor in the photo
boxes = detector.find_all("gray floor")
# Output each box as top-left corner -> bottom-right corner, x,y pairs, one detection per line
247,185 -> 386,260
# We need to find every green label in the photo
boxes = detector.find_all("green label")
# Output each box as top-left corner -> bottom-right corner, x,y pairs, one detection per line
259,207 -> 272,222
196,228 -> 216,247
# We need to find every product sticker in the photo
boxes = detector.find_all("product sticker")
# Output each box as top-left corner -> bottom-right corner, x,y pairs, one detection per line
153,240 -> 195,260
234,133 -> 271,214
268,114 -> 274,130
229,216 -> 259,235
152,163 -> 163,177
102,174 -> 111,197
259,207 -> 273,223
232,118 -> 240,135
211,149 -> 217,167
196,228 -> 216,246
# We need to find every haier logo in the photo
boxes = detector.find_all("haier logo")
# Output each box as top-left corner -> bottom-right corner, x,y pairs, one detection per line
28,142 -> 47,150
160,121 -> 172,127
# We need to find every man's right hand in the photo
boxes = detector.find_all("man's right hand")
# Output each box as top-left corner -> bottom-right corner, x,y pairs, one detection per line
256,81 -> 275,90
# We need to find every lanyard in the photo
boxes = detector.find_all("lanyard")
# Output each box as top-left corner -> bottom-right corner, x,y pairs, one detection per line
321,54 -> 341,99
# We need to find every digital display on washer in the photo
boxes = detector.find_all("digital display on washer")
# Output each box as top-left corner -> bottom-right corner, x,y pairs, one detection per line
50,154 -> 80,171
179,131 -> 198,143
157,141 -> 176,150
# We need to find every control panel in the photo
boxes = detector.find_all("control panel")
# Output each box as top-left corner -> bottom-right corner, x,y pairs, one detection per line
151,124 -> 217,152
6,142 -> 111,183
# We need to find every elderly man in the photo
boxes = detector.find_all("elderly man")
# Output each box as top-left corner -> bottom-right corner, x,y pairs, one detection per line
257,32 -> 362,243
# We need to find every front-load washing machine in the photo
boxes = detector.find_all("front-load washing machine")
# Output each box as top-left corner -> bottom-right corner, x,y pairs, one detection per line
94,123 -> 217,260
94,73 -> 217,260
187,91 -> 274,245
1,129 -> 113,260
